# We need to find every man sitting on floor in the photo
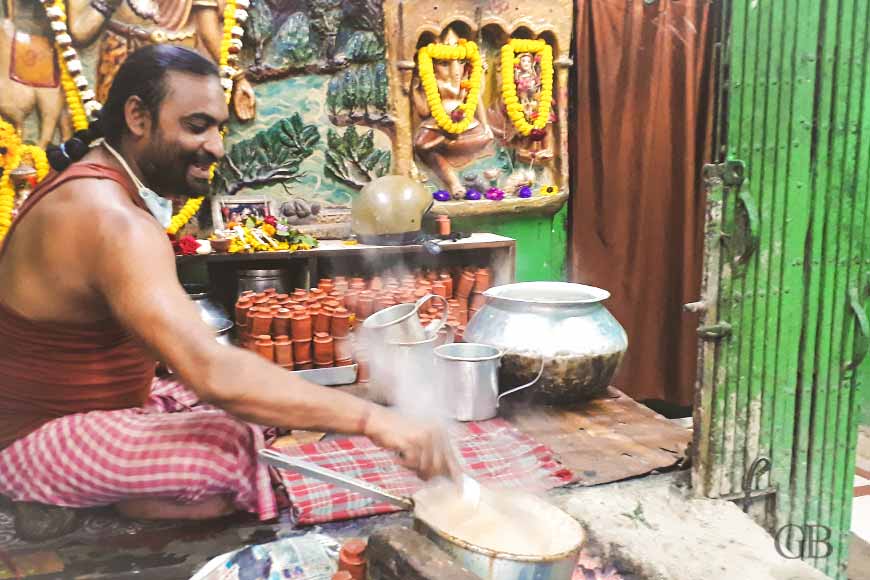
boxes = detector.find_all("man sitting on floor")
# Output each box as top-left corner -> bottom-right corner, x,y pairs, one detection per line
0,45 -> 454,540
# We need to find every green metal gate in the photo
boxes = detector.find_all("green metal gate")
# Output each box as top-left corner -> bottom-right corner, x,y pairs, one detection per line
692,1 -> 870,577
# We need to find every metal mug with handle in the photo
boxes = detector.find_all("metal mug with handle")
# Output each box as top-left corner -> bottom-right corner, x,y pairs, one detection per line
434,343 -> 545,422
362,293 -> 449,344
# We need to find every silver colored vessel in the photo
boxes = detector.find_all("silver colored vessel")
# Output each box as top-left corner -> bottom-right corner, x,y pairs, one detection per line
464,282 -> 627,403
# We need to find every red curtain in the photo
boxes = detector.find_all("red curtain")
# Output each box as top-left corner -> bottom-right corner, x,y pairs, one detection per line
570,0 -> 715,405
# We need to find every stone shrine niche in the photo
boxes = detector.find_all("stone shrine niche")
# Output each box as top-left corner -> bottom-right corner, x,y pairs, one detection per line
384,0 -> 573,218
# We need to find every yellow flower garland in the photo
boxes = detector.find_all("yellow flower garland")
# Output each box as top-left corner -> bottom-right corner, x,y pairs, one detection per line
417,40 -> 482,134
219,0 -> 238,102
0,140 -> 20,240
0,120 -> 53,244
167,196 -> 204,235
58,54 -> 88,132
46,0 -> 95,131
20,145 -> 50,182
500,39 -> 554,137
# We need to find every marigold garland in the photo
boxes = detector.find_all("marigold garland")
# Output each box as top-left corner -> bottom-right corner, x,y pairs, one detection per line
0,135 -> 20,240
20,145 -> 50,182
41,0 -> 101,129
59,54 -> 88,132
500,39 -> 554,137
0,120 -> 52,245
166,196 -> 205,235
417,39 -> 482,135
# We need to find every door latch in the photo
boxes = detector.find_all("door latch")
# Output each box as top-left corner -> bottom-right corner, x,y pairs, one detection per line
697,321 -> 732,340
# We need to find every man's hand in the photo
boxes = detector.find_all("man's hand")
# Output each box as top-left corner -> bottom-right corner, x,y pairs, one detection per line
364,405 -> 457,481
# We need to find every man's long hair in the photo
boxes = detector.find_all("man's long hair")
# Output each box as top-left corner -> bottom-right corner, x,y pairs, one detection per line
47,45 -> 219,171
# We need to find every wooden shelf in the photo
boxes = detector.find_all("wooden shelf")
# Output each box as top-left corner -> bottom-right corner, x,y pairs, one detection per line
428,193 -> 569,218
177,233 -> 516,264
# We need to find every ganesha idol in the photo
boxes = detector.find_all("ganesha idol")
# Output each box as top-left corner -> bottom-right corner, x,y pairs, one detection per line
411,27 -> 494,199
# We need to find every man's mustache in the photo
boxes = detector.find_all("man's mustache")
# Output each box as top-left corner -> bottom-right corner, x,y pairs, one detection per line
190,152 -> 218,166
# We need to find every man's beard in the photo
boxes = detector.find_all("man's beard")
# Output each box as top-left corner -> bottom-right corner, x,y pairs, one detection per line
139,131 -> 216,197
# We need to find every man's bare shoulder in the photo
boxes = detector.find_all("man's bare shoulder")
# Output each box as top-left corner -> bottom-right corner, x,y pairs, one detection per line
45,174 -> 165,241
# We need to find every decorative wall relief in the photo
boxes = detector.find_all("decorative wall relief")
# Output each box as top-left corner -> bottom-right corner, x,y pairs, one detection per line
3,0 -> 575,238
62,0 -> 256,120
0,2 -> 71,147
212,113 -> 319,196
218,0 -> 392,239
324,126 -> 391,190
384,0 -> 573,218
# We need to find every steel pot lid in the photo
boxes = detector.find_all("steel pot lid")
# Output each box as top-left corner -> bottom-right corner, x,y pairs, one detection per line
483,282 -> 610,305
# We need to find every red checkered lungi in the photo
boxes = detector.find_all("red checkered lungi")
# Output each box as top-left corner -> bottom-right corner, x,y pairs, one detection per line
0,378 -> 278,520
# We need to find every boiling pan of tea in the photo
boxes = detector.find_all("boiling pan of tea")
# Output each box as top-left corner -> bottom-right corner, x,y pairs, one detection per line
258,450 -> 583,580
464,282 -> 628,403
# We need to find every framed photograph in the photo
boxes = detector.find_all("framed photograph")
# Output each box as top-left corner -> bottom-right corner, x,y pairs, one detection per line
212,196 -> 271,231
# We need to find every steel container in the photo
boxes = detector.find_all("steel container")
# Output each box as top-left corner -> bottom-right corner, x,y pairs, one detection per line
464,282 -> 627,403
237,269 -> 289,294
366,334 -> 442,406
414,491 -> 584,580
212,318 -> 234,346
184,284 -> 231,326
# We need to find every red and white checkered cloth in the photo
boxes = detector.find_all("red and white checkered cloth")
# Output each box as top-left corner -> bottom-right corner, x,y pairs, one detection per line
0,378 -> 278,520
271,418 -> 573,524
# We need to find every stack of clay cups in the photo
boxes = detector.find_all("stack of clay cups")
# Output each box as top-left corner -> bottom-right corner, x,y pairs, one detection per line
291,309 -> 313,370
332,307 -> 353,366
313,332 -> 334,368
469,267 -> 490,320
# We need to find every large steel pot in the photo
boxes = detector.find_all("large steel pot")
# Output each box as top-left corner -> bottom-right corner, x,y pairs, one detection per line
464,282 -> 627,403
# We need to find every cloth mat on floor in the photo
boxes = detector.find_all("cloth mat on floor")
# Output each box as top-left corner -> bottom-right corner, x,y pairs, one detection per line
270,418 -> 574,525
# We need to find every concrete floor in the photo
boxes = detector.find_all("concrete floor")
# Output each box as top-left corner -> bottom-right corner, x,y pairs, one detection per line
554,472 -> 829,580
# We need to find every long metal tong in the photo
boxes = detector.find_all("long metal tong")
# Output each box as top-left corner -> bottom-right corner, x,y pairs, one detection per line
258,448 -> 415,510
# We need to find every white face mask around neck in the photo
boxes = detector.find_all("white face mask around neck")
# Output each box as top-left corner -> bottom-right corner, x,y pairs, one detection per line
101,141 -> 175,228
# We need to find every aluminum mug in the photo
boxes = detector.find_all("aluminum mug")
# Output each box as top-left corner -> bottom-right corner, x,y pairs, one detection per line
362,293 -> 448,344
379,334 -> 443,408
434,343 -> 544,421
